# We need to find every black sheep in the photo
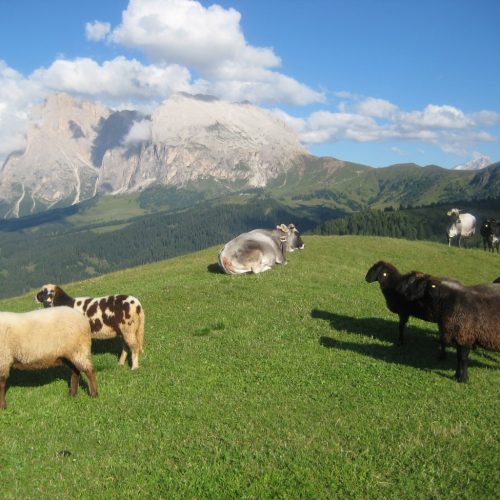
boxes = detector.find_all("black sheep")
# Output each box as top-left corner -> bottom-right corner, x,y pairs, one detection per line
365,261 -> 441,348
406,277 -> 500,383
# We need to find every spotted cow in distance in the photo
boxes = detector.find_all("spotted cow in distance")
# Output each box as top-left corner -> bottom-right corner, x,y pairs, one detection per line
218,224 -> 304,274
36,284 -> 145,369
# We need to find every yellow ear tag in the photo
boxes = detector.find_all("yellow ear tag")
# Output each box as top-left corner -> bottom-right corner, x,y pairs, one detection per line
382,272 -> 387,277
431,284 -> 437,288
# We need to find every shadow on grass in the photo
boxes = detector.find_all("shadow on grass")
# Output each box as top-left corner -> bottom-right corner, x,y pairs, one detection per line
7,365 -> 94,396
6,339 -> 121,395
207,262 -> 225,274
311,308 -> 493,376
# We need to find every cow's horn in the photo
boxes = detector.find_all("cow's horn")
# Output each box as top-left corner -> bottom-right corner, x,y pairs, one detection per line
277,224 -> 289,233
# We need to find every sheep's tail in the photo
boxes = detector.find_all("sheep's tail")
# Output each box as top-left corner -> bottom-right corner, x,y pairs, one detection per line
137,306 -> 145,354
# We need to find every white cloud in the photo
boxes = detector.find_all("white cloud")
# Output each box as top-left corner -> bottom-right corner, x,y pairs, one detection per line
85,21 -> 111,41
399,104 -> 473,130
123,119 -> 152,144
109,0 -> 279,70
0,61 -> 45,161
355,97 -> 398,118
295,94 -> 499,156
31,56 -> 195,103
104,0 -> 323,105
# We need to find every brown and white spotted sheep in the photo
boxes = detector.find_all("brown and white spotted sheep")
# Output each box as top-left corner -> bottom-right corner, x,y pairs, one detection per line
36,284 -> 145,369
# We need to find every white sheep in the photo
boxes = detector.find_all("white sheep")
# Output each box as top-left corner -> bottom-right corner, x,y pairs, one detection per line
0,306 -> 98,409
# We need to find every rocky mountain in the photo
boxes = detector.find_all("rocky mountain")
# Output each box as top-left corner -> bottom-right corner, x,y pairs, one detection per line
0,93 -> 307,218
454,155 -> 492,171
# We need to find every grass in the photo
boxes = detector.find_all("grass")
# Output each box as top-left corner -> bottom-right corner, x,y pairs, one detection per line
1,235 -> 499,498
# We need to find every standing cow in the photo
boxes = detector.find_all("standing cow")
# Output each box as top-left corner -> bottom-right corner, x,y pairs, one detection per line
447,208 -> 476,247
218,224 -> 304,274
480,218 -> 496,251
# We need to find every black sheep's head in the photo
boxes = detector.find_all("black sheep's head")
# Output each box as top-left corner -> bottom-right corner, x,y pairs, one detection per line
365,261 -> 398,286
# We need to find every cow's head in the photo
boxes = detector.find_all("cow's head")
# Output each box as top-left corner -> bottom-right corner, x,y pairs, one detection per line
35,284 -> 57,307
447,208 -> 461,217
277,223 -> 304,252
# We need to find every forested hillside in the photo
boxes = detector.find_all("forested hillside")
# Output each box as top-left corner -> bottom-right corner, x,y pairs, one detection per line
0,197 -> 339,299
313,198 -> 500,246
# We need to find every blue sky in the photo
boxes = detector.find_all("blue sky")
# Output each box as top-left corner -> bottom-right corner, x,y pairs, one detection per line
0,0 -> 499,168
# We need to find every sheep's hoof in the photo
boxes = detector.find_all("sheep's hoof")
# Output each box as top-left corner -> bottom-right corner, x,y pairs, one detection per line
454,373 -> 468,383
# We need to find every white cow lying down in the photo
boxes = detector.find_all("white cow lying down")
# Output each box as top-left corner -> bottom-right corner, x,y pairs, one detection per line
218,224 -> 304,274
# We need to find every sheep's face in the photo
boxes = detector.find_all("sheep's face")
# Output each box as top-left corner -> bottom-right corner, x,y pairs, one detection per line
35,284 -> 57,308
365,261 -> 396,285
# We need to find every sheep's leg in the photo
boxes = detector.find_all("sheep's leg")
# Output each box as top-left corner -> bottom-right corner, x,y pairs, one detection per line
128,340 -> 140,370
61,359 -> 80,396
118,347 -> 128,366
397,314 -> 409,345
70,370 -> 80,396
83,369 -> 98,398
0,376 -> 7,409
131,350 -> 139,370
455,345 -> 470,383
437,341 -> 447,360
122,334 -> 140,369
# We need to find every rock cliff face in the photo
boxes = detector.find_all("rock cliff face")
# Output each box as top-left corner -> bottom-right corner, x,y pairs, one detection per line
0,93 -> 307,218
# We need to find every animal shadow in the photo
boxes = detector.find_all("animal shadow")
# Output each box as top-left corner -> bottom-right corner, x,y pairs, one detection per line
207,262 -> 224,274
311,308 -> 490,375
91,337 -> 129,366
7,366 -> 93,395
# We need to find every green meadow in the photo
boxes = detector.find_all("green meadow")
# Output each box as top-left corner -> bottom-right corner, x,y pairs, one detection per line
1,235 -> 499,498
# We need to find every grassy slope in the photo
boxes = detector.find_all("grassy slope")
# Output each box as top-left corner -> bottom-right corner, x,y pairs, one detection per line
0,236 -> 499,498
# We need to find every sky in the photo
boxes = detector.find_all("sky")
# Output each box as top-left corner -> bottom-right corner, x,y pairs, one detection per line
0,0 -> 499,169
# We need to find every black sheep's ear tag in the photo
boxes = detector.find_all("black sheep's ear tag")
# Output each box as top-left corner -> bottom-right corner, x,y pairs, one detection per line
382,272 -> 388,277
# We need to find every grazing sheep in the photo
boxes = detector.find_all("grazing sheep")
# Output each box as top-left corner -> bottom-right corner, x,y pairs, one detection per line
365,261 -> 441,348
447,208 -> 476,247
0,306 -> 98,409
36,284 -> 144,369
406,277 -> 500,383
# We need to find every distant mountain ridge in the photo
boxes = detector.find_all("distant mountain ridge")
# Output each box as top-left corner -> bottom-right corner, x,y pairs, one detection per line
0,93 -> 306,218
0,92 -> 499,219
454,155 -> 492,171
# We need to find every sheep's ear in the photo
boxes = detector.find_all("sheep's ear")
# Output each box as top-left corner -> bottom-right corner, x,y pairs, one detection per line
365,262 -> 383,282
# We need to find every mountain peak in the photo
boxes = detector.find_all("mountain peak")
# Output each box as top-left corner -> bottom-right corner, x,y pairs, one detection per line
0,92 -> 307,217
454,155 -> 492,171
